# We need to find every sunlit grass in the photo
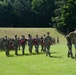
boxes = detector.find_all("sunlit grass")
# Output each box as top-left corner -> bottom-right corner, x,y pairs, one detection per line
0,44 -> 76,75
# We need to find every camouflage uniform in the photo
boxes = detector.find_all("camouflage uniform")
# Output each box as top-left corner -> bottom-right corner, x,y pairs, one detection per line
35,35 -> 40,54
28,34 -> 33,54
66,35 -> 73,57
44,32 -> 52,56
13,35 -> 19,55
0,38 -> 2,51
66,31 -> 76,58
40,36 -> 44,52
1,37 -> 5,51
43,34 -> 46,52
20,35 -> 27,55
3,36 -> 10,56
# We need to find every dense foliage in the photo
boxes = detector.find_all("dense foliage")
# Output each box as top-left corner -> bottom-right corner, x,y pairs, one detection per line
0,0 -> 76,33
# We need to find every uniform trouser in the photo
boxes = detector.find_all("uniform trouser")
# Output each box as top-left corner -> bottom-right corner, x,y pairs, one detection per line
41,44 -> 43,51
43,45 -> 46,52
35,45 -> 39,53
18,44 -> 20,50
5,46 -> 9,56
22,45 -> 25,55
46,44 -> 50,56
14,46 -> 18,55
67,44 -> 73,57
29,45 -> 33,53
74,44 -> 76,58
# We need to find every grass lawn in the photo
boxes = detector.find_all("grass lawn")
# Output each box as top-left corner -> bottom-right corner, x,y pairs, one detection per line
0,44 -> 76,75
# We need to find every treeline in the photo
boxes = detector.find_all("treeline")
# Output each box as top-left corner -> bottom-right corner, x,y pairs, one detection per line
0,0 -> 76,33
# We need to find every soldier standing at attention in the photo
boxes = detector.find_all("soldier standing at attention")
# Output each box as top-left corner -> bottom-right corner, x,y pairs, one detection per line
44,32 -> 52,57
3,36 -> 10,56
14,35 -> 19,55
20,35 -> 27,55
28,34 -> 33,54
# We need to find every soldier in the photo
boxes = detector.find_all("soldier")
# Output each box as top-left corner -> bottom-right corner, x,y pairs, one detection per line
68,30 -> 76,58
40,36 -> 44,52
57,36 -> 59,44
0,38 -> 2,51
28,34 -> 33,54
3,36 -> 10,56
66,35 -> 73,58
43,34 -> 46,52
34,35 -> 40,54
44,32 -> 52,56
13,35 -> 19,55
1,37 -> 5,51
18,37 -> 21,50
20,35 -> 27,55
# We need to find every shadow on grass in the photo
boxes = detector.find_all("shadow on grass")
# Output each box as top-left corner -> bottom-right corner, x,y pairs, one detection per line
51,52 -> 58,54
6,53 -> 45,57
50,56 -> 62,58
7,54 -> 14,57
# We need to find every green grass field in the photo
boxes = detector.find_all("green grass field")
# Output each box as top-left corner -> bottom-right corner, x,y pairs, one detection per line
0,28 -> 76,75
0,44 -> 76,75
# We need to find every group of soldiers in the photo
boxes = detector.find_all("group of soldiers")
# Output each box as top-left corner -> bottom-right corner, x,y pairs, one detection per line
0,32 -> 59,57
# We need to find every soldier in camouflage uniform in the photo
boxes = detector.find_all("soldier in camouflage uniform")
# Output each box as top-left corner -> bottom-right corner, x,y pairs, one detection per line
0,38 -> 2,51
13,35 -> 19,55
44,32 -> 52,56
66,30 -> 76,58
1,37 -> 5,51
34,35 -> 40,54
20,35 -> 27,55
3,36 -> 10,56
66,35 -> 73,58
28,34 -> 33,54
43,34 -> 46,52
40,36 -> 44,52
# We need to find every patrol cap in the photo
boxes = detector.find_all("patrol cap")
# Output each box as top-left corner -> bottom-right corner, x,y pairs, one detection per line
28,34 -> 31,37
14,35 -> 17,37
5,36 -> 7,38
36,35 -> 38,37
47,32 -> 50,34
21,35 -> 24,37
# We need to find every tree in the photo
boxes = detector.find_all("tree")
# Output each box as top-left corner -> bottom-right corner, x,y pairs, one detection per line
61,0 -> 76,33
31,0 -> 55,27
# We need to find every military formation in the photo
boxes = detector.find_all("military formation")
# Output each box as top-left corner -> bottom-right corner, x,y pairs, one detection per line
1,29 -> 76,59
0,32 -> 59,57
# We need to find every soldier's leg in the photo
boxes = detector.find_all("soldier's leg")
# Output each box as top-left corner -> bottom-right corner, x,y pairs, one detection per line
46,45 -> 48,56
67,44 -> 72,57
22,45 -> 25,55
7,47 -> 9,55
18,44 -> 20,50
74,44 -> 76,58
5,46 -> 7,56
30,45 -> 33,53
41,44 -> 43,52
15,46 -> 18,55
29,45 -> 31,53
43,45 -> 46,52
35,45 -> 39,54
47,45 -> 51,56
